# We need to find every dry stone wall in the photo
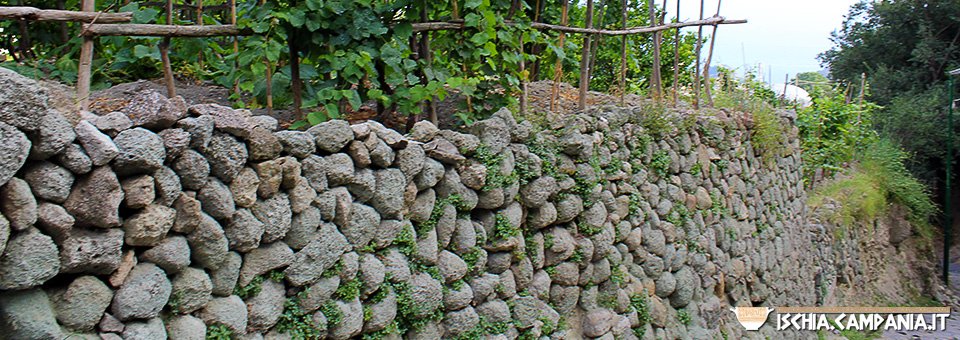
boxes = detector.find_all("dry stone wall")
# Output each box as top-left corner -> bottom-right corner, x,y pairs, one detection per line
0,67 -> 822,340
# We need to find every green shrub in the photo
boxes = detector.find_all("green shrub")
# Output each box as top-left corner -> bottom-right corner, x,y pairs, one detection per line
811,139 -> 936,239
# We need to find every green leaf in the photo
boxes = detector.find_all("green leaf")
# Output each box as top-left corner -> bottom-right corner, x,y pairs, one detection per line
470,32 -> 489,45
464,13 -> 481,27
394,22 -> 413,40
465,0 -> 482,9
345,89 -> 362,109
289,9 -> 306,27
133,45 -> 151,59
119,3 -> 138,13
324,103 -> 340,118
132,8 -> 159,24
307,111 -> 325,125
328,0 -> 346,14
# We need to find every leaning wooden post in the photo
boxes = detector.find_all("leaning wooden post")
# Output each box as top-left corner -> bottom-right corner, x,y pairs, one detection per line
671,0 -> 680,106
549,0 -> 568,113
649,0 -> 662,100
77,0 -> 95,110
289,29 -> 303,122
619,0 -> 626,106
520,33 -> 528,116
196,0 -> 203,69
578,0 -> 594,110
231,0 -> 239,94
701,0 -> 721,107
693,0 -> 703,109
159,0 -> 176,98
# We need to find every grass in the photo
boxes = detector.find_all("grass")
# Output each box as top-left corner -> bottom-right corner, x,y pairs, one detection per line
809,140 -> 937,242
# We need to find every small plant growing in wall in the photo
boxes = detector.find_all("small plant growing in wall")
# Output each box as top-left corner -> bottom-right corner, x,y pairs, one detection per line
205,323 -> 232,340
276,294 -> 324,339
630,291 -> 652,338
493,212 -> 519,240
650,150 -> 671,178
677,309 -> 692,325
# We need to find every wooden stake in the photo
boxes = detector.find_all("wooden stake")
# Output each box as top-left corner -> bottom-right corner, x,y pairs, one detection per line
649,0 -> 662,99
56,0 -> 69,56
289,30 -> 302,121
578,0 -> 594,110
520,32 -> 528,116
672,0 -> 680,106
701,0 -> 721,107
587,0 -> 606,86
619,0 -> 627,106
550,0 -> 568,113
693,0 -> 703,110
266,58 -> 273,115
196,0 -> 204,70
232,0 -> 239,94
780,73 -> 788,106
858,72 -> 865,106
77,0 -> 95,110
15,0 -> 33,60
159,0 -> 176,98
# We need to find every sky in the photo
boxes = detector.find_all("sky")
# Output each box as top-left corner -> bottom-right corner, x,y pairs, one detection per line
665,0 -> 863,83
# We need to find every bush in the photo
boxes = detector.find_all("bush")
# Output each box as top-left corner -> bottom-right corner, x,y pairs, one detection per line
811,139 -> 937,239
797,89 -> 879,181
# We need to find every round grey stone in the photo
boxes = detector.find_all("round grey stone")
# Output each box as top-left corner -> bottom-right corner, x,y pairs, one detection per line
112,127 -> 165,176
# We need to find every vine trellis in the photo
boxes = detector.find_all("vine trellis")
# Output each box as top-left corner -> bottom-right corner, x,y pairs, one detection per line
0,0 -> 743,128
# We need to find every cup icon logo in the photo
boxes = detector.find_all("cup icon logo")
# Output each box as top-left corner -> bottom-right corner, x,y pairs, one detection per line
729,307 -> 775,330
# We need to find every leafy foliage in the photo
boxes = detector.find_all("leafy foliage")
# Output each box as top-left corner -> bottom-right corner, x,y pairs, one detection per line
2,0 -> 702,128
797,89 -> 879,180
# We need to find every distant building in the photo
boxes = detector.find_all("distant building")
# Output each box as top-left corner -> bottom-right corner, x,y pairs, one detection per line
768,83 -> 812,107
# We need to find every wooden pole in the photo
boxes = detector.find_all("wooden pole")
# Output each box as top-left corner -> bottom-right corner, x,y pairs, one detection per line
578,0 -> 594,110
196,0 -> 204,70
858,72 -> 865,106
672,0 -> 680,106
619,0 -> 627,106
289,29 -> 303,121
587,0 -> 606,86
160,0 -> 176,98
422,6 -> 437,125
232,0 -> 239,94
77,0 -> 95,110
266,58 -> 273,115
520,32 -> 528,116
409,16 -> 743,34
649,0 -> 662,99
56,0 -> 69,56
82,23 -> 253,36
15,0 -> 33,60
550,0 -> 568,113
693,0 -> 703,110
780,73 -> 788,106
701,0 -> 720,107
